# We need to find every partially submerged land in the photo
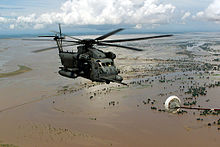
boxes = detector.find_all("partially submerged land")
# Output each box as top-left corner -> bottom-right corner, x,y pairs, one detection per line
0,144 -> 19,147
0,33 -> 220,147
0,65 -> 31,78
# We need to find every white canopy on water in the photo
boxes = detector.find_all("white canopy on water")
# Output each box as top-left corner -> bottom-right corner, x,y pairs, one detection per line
165,95 -> 181,113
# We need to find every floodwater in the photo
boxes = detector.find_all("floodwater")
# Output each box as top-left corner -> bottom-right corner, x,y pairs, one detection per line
0,33 -> 220,147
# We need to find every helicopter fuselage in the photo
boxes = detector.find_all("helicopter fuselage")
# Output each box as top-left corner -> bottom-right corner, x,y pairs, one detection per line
58,46 -> 122,84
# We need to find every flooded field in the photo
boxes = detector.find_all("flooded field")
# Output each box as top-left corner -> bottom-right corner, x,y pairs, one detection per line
0,33 -> 220,147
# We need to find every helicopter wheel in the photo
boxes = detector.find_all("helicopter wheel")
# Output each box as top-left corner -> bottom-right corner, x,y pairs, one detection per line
106,80 -> 110,84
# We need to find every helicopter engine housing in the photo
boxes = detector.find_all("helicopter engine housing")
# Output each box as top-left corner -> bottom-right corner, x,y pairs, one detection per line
105,52 -> 116,59
58,70 -> 78,78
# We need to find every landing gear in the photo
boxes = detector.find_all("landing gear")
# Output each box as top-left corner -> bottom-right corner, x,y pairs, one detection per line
106,80 -> 110,84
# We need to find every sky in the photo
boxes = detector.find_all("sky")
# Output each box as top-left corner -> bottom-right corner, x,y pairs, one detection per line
0,0 -> 220,35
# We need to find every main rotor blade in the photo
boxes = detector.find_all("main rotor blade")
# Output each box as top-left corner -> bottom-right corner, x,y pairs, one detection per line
23,38 -> 79,43
51,31 -> 81,41
22,39 -> 55,41
32,43 -> 79,53
101,34 -> 173,43
98,42 -> 143,51
95,28 -> 124,40
32,46 -> 58,53
38,35 -> 56,37
63,35 -> 81,41
62,40 -> 80,43
65,35 -> 81,41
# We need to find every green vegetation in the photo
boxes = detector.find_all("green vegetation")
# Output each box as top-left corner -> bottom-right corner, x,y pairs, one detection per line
89,117 -> 97,120
177,110 -> 188,114
199,43 -> 212,51
109,85 -> 128,91
200,110 -> 220,116
183,101 -> 197,106
150,106 -> 157,110
0,65 -> 32,78
159,79 -> 165,83
213,74 -> 220,76
186,87 -> 207,97
0,144 -> 19,147
207,81 -> 220,88
218,119 -> 220,125
136,84 -> 151,89
213,58 -> 220,61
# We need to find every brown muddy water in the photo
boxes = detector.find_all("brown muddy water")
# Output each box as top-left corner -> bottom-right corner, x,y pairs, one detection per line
0,34 -> 220,147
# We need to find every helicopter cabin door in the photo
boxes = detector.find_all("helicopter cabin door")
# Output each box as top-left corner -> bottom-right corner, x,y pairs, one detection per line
90,59 -> 101,81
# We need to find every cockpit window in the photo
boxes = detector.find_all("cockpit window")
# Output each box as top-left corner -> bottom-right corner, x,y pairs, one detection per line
97,60 -> 113,67
106,62 -> 110,66
98,62 -> 102,67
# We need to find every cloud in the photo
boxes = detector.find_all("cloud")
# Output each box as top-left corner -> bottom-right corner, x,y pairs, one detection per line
195,0 -> 220,23
33,24 -> 45,29
181,12 -> 191,20
1,0 -> 175,29
0,17 -> 7,23
9,24 -> 15,29
134,24 -> 142,29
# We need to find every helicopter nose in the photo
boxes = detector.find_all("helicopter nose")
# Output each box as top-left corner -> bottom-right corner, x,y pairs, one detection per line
116,75 -> 123,81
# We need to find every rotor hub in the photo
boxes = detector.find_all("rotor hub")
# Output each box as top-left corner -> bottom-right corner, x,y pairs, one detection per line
80,39 -> 96,46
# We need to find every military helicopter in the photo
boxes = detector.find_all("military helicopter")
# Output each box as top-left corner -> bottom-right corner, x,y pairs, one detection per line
29,24 -> 172,85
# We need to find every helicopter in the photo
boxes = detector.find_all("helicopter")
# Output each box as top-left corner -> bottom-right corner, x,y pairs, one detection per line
28,24 -> 173,85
